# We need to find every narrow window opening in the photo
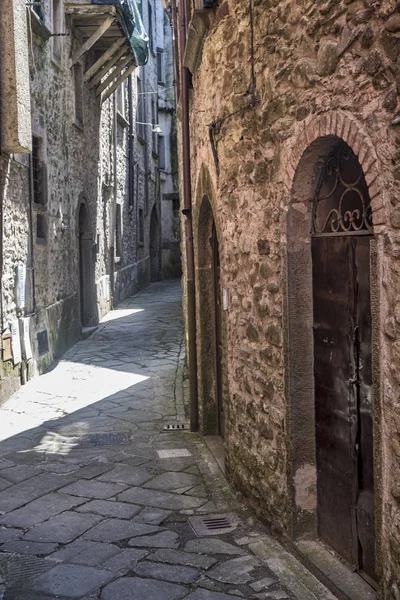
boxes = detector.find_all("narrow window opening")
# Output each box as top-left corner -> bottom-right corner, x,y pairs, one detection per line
31,135 -> 46,206
115,204 -> 122,259
36,214 -> 47,241
74,64 -> 84,127
158,136 -> 166,170
139,208 -> 144,244
52,0 -> 63,63
157,49 -> 165,85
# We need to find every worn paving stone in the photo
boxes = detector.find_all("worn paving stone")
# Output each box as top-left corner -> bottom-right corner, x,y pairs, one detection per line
149,548 -> 217,570
23,511 -> 103,544
0,474 -> 73,513
48,540 -> 120,566
207,556 -> 261,584
101,576 -> 188,600
185,590 -> 241,600
134,507 -> 171,525
1,539 -> 58,555
134,560 -> 198,584
0,465 -> 42,484
97,465 -> 152,486
59,480 -> 128,500
128,530 -> 179,549
71,463 -> 114,479
30,563 -> 113,598
0,478 -> 12,492
0,526 -> 22,543
0,459 -> 15,470
75,499 -> 141,519
185,539 -> 247,556
143,472 -> 200,491
83,519 -> 162,542
250,577 -> 278,592
101,548 -> 148,573
118,486 -> 205,510
0,493 -> 89,528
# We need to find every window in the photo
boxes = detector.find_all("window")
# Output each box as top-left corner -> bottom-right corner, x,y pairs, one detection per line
52,0 -> 64,63
117,83 -> 125,117
137,77 -> 146,140
139,209 -> 144,244
151,99 -> 157,154
158,136 -> 166,170
33,2 -> 44,22
36,214 -> 47,241
115,204 -> 122,258
31,135 -> 46,205
148,2 -> 153,53
136,0 -> 143,17
157,49 -> 165,85
74,64 -> 84,127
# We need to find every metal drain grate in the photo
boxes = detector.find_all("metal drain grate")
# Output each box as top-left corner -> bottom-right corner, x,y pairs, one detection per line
189,513 -> 239,536
157,448 -> 192,458
163,423 -> 188,431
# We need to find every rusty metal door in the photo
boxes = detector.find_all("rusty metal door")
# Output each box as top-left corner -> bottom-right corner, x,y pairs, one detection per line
212,223 -> 224,437
311,142 -> 375,583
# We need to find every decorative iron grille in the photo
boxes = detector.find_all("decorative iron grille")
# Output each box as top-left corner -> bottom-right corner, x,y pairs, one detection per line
312,142 -> 373,235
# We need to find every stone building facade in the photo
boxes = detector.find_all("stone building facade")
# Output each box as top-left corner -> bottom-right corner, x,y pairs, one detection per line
174,0 -> 400,596
0,0 -> 179,400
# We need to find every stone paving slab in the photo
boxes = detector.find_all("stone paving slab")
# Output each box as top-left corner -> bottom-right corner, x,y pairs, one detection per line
133,507 -> 171,525
185,590 -> 240,600
97,465 -> 152,486
23,512 -> 103,544
75,499 -> 141,519
149,548 -> 218,570
133,560 -> 199,583
101,548 -> 148,573
128,530 -> 179,548
143,471 -> 200,491
0,474 -> 74,513
0,526 -> 22,543
185,539 -> 248,556
0,493 -> 89,528
48,540 -> 120,566
101,576 -> 188,600
83,519 -> 162,542
117,486 -> 206,510
58,480 -> 128,500
30,563 -> 114,598
1,540 -> 58,555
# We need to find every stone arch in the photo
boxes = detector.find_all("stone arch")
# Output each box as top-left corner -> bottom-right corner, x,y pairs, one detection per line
285,130 -> 383,581
194,165 -> 225,435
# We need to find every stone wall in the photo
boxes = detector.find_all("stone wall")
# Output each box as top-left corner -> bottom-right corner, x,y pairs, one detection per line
182,0 -> 400,595
0,0 -> 177,404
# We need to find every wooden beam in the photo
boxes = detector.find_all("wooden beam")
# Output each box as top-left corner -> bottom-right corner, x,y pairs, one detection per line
65,5 -> 116,17
101,63 -> 136,104
96,55 -> 132,96
89,44 -> 129,89
84,38 -> 125,82
69,15 -> 114,68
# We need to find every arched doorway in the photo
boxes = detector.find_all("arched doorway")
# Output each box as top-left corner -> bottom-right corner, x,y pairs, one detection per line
287,136 -> 377,584
150,206 -> 160,282
78,201 -> 94,327
197,196 -> 224,436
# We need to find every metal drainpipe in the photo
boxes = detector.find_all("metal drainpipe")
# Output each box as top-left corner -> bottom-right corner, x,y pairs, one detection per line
178,0 -> 198,432
171,0 -> 180,101
110,95 -> 117,309
28,155 -> 36,316
128,74 -> 134,211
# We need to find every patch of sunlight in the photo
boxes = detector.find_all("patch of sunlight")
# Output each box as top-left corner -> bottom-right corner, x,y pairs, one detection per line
32,431 -> 82,455
100,307 -> 145,323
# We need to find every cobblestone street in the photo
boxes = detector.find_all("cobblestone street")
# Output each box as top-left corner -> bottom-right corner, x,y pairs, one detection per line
0,281 -> 337,600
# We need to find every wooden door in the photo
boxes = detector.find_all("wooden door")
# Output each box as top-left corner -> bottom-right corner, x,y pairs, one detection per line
211,223 -> 224,437
312,234 -> 375,581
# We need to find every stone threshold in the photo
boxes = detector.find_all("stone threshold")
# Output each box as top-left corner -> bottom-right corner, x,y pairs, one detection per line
203,435 -> 225,476
293,539 -> 377,600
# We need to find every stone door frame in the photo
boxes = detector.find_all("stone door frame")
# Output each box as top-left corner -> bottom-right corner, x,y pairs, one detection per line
284,113 -> 384,581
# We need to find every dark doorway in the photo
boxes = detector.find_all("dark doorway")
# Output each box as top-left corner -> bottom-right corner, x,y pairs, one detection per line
311,142 -> 375,582
78,202 -> 94,327
150,206 -> 160,282
211,222 -> 223,437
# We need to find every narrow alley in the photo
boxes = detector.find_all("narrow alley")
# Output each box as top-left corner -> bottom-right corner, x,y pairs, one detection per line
0,281 -> 340,600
